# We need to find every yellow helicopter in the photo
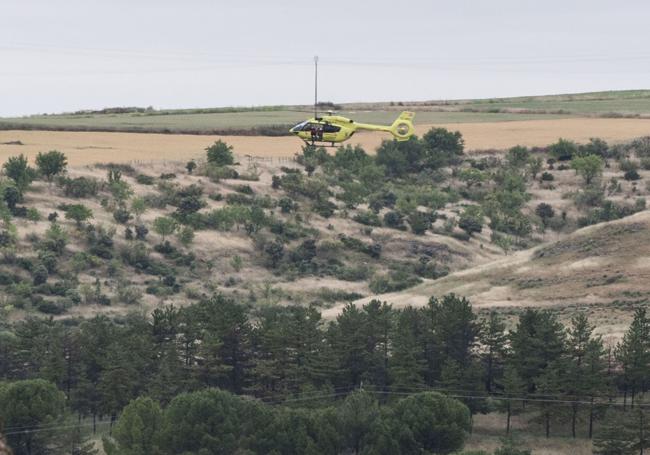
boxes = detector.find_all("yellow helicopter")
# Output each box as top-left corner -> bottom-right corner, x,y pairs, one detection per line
289,56 -> 415,146
290,111 -> 416,147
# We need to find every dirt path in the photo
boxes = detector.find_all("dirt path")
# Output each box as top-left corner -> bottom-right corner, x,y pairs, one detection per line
1,118 -> 650,165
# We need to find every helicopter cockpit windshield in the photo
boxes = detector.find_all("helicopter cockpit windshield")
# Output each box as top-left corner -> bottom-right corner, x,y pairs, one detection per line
290,121 -> 309,133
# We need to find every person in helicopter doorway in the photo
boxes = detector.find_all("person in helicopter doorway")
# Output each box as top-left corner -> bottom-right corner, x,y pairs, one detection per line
316,125 -> 324,141
310,124 -> 318,142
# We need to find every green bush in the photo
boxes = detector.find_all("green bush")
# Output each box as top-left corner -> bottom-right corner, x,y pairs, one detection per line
624,169 -> 641,181
206,140 -> 235,166
408,210 -> 435,235
369,270 -> 421,294
60,176 -> 99,198
383,211 -> 406,230
352,210 -> 381,227
548,138 -> 578,161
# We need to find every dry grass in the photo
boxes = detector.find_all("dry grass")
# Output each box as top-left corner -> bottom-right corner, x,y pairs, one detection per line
3,118 -> 650,166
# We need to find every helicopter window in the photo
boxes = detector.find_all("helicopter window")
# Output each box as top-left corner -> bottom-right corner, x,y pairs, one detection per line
322,124 -> 340,133
302,123 -> 319,131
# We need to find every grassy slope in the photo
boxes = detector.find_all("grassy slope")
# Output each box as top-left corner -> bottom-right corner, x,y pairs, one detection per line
2,90 -> 650,134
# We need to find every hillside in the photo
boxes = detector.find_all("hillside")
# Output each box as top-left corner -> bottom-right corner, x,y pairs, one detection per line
2,128 -> 650,334
332,210 -> 650,338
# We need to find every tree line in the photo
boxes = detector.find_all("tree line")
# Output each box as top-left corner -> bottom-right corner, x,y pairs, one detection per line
1,294 -> 650,453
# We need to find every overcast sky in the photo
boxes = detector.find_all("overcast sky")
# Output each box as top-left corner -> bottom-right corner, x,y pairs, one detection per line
2,0 -> 650,116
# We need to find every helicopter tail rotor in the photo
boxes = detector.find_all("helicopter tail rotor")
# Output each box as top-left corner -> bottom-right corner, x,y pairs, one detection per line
390,111 -> 415,141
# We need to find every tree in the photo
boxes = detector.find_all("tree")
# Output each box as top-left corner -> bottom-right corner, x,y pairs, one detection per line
0,379 -> 65,455
176,226 -> 194,247
107,397 -> 163,455
2,154 -> 35,196
185,160 -> 197,174
336,390 -> 380,454
422,127 -> 464,168
535,203 -> 555,228
480,311 -> 508,392
506,145 -> 530,168
130,197 -> 147,221
35,150 -> 67,184
206,140 -> 234,166
549,138 -> 579,161
264,239 -> 284,268
509,309 -> 566,393
389,392 -> 471,454
594,408 -> 650,455
616,308 -> 650,408
65,204 -> 93,227
572,154 -> 604,185
528,156 -> 543,178
408,210 -> 433,235
152,216 -> 177,242
458,205 -> 483,236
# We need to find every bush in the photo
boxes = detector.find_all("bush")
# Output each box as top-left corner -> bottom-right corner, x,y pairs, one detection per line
135,224 -> 149,240
234,184 -> 254,195
408,210 -> 435,235
206,140 -> 234,166
136,174 -> 155,185
548,138 -> 578,161
159,173 -> 176,180
624,169 -> 641,181
35,150 -> 67,183
32,264 -> 49,285
61,176 -> 99,198
540,171 -> 554,182
383,211 -> 406,230
64,204 -> 93,227
369,270 -> 421,293
278,197 -> 296,213
353,210 -> 381,227
113,207 -> 132,224
37,300 -> 65,315
458,205 -> 483,236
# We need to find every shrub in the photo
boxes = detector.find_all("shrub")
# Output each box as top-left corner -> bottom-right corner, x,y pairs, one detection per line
624,169 -> 641,181
61,176 -> 99,198
234,184 -> 254,195
278,197 -> 296,213
3,154 -> 35,195
506,145 -> 530,168
113,206 -> 132,224
176,226 -> 195,247
369,270 -> 421,293
458,205 -> 483,236
86,224 -> 115,259
206,140 -> 235,166
32,264 -> 48,285
136,174 -> 155,185
135,224 -> 149,240
64,204 -> 93,227
26,207 -> 41,222
571,154 -> 604,185
35,150 -> 67,183
548,138 -> 578,161
408,210 -> 435,235
540,171 -> 555,182
37,300 -> 65,315
619,159 -> 639,173
186,160 -> 197,174
159,173 -> 176,180
153,216 -> 177,241
339,234 -> 381,258
353,210 -> 381,227
383,211 -> 406,230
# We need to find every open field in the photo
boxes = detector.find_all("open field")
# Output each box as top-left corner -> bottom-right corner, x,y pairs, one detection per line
3,90 -> 650,137
0,110 -> 573,134
2,117 -> 650,165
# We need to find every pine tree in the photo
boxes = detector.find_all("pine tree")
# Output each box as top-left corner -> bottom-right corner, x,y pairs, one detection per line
509,309 -> 566,393
390,307 -> 426,390
616,308 -> 650,409
480,311 -> 508,392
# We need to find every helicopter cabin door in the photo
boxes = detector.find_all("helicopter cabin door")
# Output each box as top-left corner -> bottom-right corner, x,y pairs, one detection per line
322,124 -> 341,142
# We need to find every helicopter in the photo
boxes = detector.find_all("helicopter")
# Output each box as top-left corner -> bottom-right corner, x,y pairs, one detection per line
289,56 -> 415,147
290,111 -> 416,147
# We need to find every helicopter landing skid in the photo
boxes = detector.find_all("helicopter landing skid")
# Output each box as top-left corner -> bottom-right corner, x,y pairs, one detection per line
304,140 -> 339,148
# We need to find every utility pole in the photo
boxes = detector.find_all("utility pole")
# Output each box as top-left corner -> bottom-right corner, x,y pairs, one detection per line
314,55 -> 319,118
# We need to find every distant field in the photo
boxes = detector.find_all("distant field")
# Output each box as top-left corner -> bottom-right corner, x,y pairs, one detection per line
3,117 -> 650,166
3,90 -> 650,135
0,110 -> 572,135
